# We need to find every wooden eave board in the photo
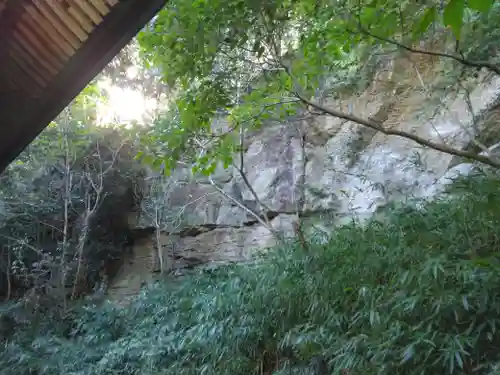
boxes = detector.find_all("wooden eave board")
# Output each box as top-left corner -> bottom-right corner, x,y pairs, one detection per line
0,0 -> 167,173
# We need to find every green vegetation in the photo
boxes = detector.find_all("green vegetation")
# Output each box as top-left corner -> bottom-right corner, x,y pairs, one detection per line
2,1 -> 500,374
0,85 -> 146,303
137,0 -> 500,173
3,173 -> 500,374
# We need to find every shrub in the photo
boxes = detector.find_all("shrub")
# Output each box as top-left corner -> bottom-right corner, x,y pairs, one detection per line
2,174 -> 500,375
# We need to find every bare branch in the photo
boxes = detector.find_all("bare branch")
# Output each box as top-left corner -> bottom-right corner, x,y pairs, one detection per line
5,249 -> 11,301
71,139 -> 125,299
410,59 -> 491,156
141,174 -> 219,274
292,120 -> 310,252
208,176 -> 282,240
352,24 -> 500,76
232,123 -> 276,233
461,83 -> 491,153
61,119 -> 72,309
294,92 -> 500,168
238,123 -> 244,172
231,75 -> 280,237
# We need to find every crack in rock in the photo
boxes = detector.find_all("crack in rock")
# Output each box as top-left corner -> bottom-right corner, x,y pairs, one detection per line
131,211 -> 283,239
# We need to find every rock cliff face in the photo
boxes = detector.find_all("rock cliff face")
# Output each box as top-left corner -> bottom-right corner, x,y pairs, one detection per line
107,52 -> 500,301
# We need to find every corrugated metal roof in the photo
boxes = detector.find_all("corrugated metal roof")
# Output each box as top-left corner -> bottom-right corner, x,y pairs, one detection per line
0,0 -> 166,172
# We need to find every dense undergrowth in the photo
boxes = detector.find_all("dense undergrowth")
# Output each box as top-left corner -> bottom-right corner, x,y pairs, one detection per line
3,174 -> 500,375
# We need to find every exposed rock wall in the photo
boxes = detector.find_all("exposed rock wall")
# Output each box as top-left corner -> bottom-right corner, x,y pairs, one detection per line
106,55 -> 500,300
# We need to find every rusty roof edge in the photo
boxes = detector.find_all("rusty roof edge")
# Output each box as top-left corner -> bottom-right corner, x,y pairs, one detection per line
0,0 -> 168,174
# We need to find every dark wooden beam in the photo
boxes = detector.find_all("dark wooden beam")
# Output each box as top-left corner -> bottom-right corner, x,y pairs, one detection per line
0,0 -> 26,68
0,0 -> 25,34
0,0 -> 167,173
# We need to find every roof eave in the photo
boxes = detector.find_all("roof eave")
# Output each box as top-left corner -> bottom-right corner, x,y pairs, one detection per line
0,0 -> 167,173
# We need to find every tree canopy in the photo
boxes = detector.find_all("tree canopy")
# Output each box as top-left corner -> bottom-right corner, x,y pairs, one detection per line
137,0 -> 500,175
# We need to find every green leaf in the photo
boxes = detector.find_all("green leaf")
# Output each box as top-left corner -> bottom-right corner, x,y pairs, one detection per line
444,0 -> 465,40
142,154 -> 154,165
152,158 -> 164,169
134,151 -> 144,160
360,6 -> 378,27
412,7 -> 436,40
467,0 -> 494,12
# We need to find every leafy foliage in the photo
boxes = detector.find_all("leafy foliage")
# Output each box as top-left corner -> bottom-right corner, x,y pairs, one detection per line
3,174 -> 500,374
0,89 -> 146,302
137,0 -> 500,175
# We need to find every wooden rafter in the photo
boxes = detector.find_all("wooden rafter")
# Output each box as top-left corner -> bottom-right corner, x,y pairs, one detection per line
0,0 -> 167,173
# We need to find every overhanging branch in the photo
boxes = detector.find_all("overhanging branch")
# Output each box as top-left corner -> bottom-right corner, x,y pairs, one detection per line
295,92 -> 500,169
352,24 -> 500,76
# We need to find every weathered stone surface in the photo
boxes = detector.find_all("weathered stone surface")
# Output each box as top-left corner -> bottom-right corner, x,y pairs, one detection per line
106,235 -> 156,302
133,71 -> 500,235
138,174 -> 225,230
107,214 -> 297,295
421,141 -> 500,199
231,123 -> 305,213
159,214 -> 295,268
112,61 -> 500,301
301,73 -> 500,222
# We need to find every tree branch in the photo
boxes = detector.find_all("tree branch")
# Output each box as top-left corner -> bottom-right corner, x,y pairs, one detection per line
352,24 -> 500,76
142,175 -> 219,274
208,176 -> 282,240
231,70 -> 278,234
293,121 -> 310,252
71,140 -> 125,299
233,125 -> 273,214
294,92 -> 500,168
410,58 -> 491,156
190,133 -> 282,239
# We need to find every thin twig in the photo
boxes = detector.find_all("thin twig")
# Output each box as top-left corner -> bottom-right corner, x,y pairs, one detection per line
462,83 -> 490,153
5,249 -> 11,301
142,175 -> 218,273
